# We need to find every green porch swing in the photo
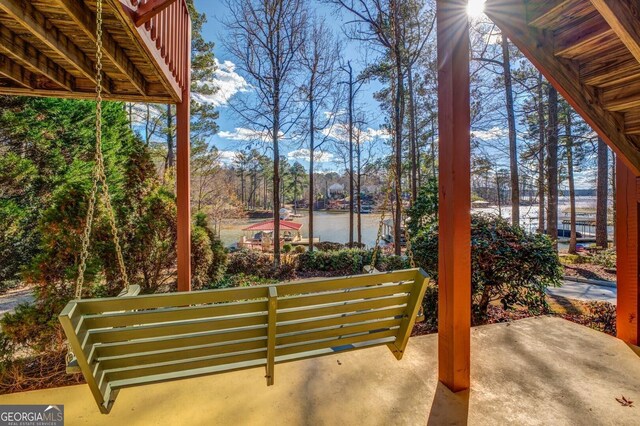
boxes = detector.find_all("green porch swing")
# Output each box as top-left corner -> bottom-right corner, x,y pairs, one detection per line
58,1 -> 429,415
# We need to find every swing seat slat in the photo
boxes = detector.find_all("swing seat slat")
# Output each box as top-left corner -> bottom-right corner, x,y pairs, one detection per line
59,269 -> 429,414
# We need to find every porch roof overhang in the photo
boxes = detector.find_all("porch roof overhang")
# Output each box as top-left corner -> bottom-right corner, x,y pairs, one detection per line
0,0 -> 190,104
485,0 -> 640,175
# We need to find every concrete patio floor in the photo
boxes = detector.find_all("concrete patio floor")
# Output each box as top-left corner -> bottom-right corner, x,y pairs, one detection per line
1,316 -> 638,425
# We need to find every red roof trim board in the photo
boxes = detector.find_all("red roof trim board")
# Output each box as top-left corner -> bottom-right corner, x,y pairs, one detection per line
242,220 -> 303,232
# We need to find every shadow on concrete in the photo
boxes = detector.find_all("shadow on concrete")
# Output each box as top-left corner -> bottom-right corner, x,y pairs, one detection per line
547,293 -> 583,315
426,382 -> 469,426
628,343 -> 640,358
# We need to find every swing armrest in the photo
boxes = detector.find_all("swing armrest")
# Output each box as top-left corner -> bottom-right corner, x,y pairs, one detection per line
117,285 -> 141,298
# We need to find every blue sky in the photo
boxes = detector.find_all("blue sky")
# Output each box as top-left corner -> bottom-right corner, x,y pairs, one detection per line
189,1 -> 599,190
193,0 -> 386,172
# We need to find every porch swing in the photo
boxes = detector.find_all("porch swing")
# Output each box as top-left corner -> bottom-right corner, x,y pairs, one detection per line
58,0 -> 429,414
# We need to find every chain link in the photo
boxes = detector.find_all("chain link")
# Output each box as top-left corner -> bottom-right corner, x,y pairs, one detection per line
74,0 -> 129,300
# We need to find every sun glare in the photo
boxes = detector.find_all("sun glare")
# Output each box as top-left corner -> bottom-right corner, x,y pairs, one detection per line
467,0 -> 486,18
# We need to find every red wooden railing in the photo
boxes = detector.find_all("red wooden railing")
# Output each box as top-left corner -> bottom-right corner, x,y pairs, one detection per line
129,0 -> 190,91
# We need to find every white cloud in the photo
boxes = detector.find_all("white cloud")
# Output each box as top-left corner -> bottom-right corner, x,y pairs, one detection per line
192,58 -> 250,107
288,149 -> 335,163
471,127 -> 509,141
322,123 -> 391,143
218,150 -> 238,163
218,127 -> 282,144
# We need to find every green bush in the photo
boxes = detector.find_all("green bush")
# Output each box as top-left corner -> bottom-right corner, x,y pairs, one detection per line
589,248 -> 616,269
314,242 -> 344,251
1,301 -> 62,353
297,249 -> 409,275
191,212 -> 227,289
206,273 -> 278,290
412,214 -> 562,324
294,245 -> 306,254
560,254 -> 586,265
406,177 -> 438,236
226,250 -> 295,280
282,243 -> 292,253
420,284 -> 439,332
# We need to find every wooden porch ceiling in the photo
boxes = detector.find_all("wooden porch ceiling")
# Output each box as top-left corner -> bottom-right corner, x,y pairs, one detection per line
485,0 -> 640,175
0,0 -> 189,104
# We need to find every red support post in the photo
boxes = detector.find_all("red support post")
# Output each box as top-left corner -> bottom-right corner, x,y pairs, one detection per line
616,158 -> 640,345
176,17 -> 191,291
437,0 -> 471,391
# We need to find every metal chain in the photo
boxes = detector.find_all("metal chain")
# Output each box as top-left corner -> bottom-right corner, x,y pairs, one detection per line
74,0 -> 129,300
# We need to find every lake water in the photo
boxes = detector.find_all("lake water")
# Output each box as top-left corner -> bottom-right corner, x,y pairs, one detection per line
219,210 -> 385,248
219,196 -> 611,250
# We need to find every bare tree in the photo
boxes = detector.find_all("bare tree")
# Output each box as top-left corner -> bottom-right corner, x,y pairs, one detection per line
339,61 -> 366,246
191,140 -> 222,212
546,86 -> 559,250
300,17 -> 342,251
537,73 -> 546,234
223,0 -> 307,266
401,0 -> 434,203
595,137 -> 609,248
564,106 -> 577,254
329,0 -> 405,255
501,36 -> 520,226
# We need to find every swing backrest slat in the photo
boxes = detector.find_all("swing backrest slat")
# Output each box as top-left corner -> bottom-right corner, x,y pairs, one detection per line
59,268 -> 429,414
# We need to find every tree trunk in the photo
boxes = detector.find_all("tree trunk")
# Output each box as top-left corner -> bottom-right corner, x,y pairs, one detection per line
357,134 -> 362,245
611,151 -> 616,246
392,2 -> 404,257
240,170 -> 245,208
166,104 -> 175,171
145,105 -> 151,146
546,86 -> 559,250
502,37 -> 520,227
566,109 -> 577,254
264,175 -> 268,210
308,96 -> 315,251
496,173 -> 502,217
537,73 -> 545,234
348,63 -> 354,247
596,137 -> 609,248
273,102 -> 281,266
407,64 -> 418,204
430,118 -> 437,179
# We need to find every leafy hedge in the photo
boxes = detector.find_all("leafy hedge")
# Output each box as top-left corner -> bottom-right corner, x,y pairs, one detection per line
226,250 -> 296,280
413,214 -> 562,324
297,249 -> 408,275
191,212 -> 227,289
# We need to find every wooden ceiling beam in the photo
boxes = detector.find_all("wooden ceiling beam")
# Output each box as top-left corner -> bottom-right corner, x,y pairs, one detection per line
580,53 -> 640,87
590,0 -> 640,65
527,0 -> 573,28
54,0 -> 146,96
0,25 -> 74,91
0,85 -> 173,103
0,54 -> 32,89
602,83 -> 640,112
624,110 -> 640,135
554,13 -> 614,58
0,0 -> 112,93
485,0 -> 640,175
